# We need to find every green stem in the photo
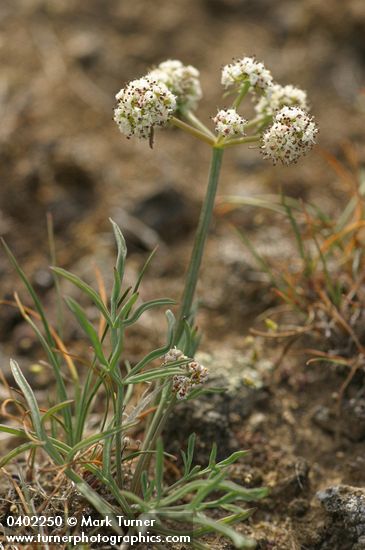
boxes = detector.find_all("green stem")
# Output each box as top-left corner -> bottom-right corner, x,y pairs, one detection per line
131,383 -> 172,496
223,134 -> 261,148
182,110 -> 215,139
174,147 -> 224,344
232,81 -> 250,109
245,116 -> 265,130
171,117 -> 215,146
115,380 -> 124,487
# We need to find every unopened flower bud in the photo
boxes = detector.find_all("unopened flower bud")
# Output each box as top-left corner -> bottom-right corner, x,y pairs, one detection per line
172,375 -> 191,400
163,347 -> 187,363
186,361 -> 209,385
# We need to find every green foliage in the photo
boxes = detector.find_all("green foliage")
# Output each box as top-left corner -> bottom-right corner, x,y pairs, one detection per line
1,220 -> 266,548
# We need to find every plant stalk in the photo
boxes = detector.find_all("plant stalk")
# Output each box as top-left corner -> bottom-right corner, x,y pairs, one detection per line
174,147 -> 224,344
131,383 -> 172,496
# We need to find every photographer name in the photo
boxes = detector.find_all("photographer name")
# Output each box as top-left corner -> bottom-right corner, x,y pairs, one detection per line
81,516 -> 156,528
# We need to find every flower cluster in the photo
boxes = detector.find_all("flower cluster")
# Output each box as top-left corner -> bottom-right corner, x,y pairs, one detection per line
113,76 -> 176,139
164,348 -> 208,400
213,109 -> 247,138
163,347 -> 187,363
113,56 -> 318,165
221,56 -> 273,92
261,106 -> 318,165
255,84 -> 309,117
149,59 -> 202,111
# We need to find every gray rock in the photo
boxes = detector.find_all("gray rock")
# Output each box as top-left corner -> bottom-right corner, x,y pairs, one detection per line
317,485 -> 365,548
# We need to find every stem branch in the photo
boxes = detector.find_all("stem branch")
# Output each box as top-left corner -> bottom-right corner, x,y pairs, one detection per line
171,117 -> 215,146
223,134 -> 261,148
182,110 -> 215,139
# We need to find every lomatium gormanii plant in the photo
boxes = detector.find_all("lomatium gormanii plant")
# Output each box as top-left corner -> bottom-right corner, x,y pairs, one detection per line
0,56 -> 317,549
114,56 -> 318,343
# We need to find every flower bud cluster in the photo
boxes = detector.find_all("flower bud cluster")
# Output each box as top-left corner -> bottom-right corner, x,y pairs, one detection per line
221,56 -> 273,92
261,106 -> 318,165
213,109 -> 247,137
149,59 -> 202,111
255,84 -> 308,117
113,76 -> 176,139
163,347 -> 187,363
164,348 -> 208,400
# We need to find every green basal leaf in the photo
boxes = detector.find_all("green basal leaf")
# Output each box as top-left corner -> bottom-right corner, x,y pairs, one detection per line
183,433 -> 196,476
125,365 -> 184,385
121,298 -> 176,327
0,425 -> 28,438
1,239 -> 55,348
10,359 -> 45,440
51,267 -> 112,325
0,442 -> 41,468
193,511 -> 257,548
216,450 -> 250,468
41,400 -> 74,426
110,218 -> 127,281
133,246 -> 158,293
65,296 -> 109,367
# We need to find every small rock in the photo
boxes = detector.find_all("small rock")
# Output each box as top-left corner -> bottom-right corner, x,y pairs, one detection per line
317,485 -> 365,548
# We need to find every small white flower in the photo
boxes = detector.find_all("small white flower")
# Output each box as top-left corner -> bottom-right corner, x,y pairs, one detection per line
114,76 -> 177,140
149,59 -> 202,111
213,108 -> 247,138
172,375 -> 191,400
163,347 -> 187,364
255,84 -> 309,116
261,106 -> 318,165
221,56 -> 273,92
186,361 -> 209,385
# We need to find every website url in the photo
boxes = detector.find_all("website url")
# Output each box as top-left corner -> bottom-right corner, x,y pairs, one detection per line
3,531 -> 191,546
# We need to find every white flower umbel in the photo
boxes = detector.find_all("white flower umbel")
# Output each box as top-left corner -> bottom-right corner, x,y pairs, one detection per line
114,76 -> 177,139
221,56 -> 273,92
262,106 -> 318,165
213,109 -> 247,138
255,84 -> 309,116
149,59 -> 202,111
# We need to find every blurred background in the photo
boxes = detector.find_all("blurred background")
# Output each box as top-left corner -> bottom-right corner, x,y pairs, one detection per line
0,0 -> 364,356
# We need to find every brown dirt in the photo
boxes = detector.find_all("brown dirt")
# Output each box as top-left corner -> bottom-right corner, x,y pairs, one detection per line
1,0 -> 365,548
